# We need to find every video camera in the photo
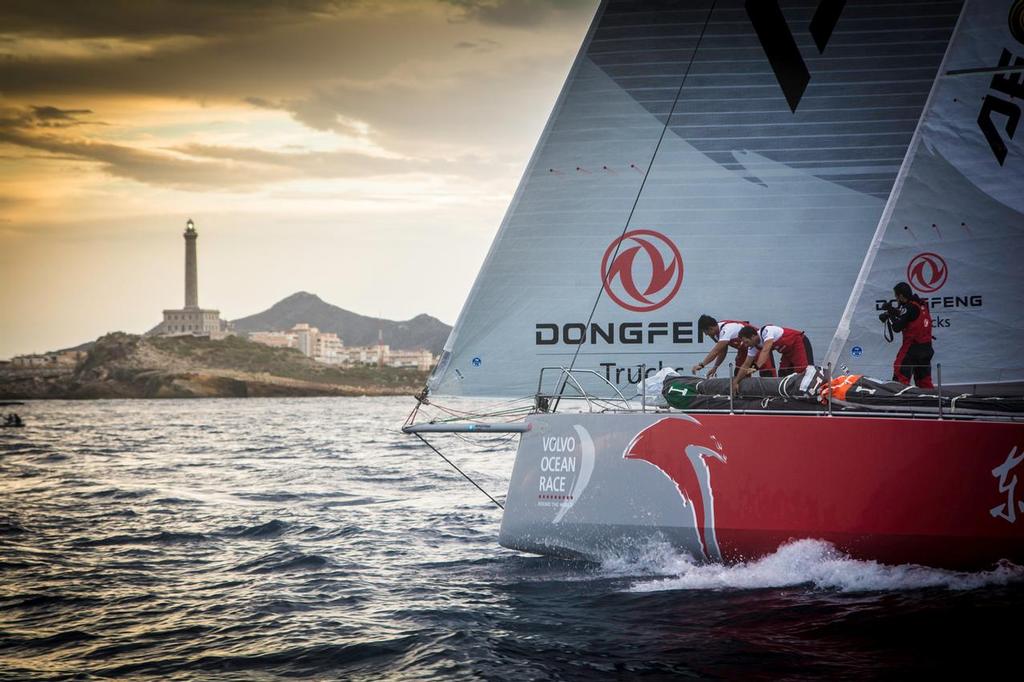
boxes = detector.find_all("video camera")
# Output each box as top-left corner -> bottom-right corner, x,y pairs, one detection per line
878,298 -> 906,343
877,299 -> 901,323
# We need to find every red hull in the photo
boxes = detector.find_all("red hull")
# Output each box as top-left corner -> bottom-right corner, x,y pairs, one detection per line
684,414 -> 1024,569
500,412 -> 1024,569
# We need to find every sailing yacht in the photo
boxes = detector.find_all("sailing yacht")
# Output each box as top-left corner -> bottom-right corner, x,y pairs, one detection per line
406,0 -> 1024,569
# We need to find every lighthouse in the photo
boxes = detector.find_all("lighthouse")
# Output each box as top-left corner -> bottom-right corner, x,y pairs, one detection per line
151,218 -> 229,338
184,218 -> 198,308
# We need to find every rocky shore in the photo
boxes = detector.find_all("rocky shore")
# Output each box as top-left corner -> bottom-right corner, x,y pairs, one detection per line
0,333 -> 429,399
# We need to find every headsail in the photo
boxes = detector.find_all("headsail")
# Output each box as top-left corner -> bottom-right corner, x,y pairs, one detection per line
826,0 -> 1024,388
430,0 -> 965,397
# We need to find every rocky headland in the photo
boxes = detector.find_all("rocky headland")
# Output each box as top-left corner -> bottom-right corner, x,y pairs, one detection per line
0,333 -> 429,399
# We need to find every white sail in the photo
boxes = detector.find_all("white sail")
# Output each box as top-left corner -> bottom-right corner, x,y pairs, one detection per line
827,0 -> 1024,388
430,0 -> 967,397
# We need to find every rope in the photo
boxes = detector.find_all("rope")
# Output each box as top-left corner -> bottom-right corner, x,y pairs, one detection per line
412,433 -> 504,510
554,0 -> 720,410
412,397 -> 536,426
450,431 -> 520,449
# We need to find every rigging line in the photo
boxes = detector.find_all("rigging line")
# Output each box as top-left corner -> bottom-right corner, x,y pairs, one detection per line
416,395 -> 537,424
412,432 -> 505,510
450,431 -> 520,449
553,0 -> 720,412
422,403 -> 534,424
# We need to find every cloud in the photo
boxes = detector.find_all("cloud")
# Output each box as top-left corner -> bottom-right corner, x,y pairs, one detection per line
0,0 -> 347,39
272,47 -> 575,156
0,2 -> 597,188
0,105 -> 98,130
0,2 -> 594,105
0,1 -> 595,41
453,37 -> 500,52
0,105 -> 470,190
174,142 -> 422,178
30,105 -> 93,122
0,126 -> 281,190
443,0 -> 595,26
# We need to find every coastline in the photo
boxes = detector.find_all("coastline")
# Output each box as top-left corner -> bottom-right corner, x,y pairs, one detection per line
0,333 -> 429,400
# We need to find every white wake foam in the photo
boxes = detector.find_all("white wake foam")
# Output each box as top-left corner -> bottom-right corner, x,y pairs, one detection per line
602,539 -> 1024,593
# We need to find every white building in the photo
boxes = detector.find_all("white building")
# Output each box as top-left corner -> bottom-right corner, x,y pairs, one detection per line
314,332 -> 345,364
248,324 -> 345,365
247,322 -> 434,369
388,349 -> 435,371
248,331 -> 297,348
292,323 -> 317,357
340,344 -> 386,366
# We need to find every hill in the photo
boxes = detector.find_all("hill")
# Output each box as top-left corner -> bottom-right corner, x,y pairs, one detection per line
231,292 -> 451,353
0,333 -> 428,399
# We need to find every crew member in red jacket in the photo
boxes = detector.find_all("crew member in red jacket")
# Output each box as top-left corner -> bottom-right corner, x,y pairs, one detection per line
692,314 -> 775,377
735,324 -> 814,386
880,281 -> 934,388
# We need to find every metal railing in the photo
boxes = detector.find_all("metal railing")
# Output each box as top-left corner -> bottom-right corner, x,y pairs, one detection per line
538,366 -> 633,413
531,361 -> 1023,422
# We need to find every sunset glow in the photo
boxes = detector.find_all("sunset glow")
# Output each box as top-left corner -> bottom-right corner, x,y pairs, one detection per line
0,0 -> 597,357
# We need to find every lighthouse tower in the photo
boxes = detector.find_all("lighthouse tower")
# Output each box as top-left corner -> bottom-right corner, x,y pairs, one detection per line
151,218 -> 229,337
184,218 -> 198,308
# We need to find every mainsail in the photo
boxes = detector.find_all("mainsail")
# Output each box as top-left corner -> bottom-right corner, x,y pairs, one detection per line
430,0 -> 969,397
826,0 -> 1024,388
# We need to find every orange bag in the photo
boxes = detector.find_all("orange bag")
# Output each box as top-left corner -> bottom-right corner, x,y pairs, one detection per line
819,374 -> 863,403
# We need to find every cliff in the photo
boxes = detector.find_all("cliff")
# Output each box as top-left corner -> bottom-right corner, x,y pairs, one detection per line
0,333 -> 428,400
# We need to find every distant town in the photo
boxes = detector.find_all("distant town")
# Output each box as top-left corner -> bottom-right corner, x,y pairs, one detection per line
247,325 -> 433,371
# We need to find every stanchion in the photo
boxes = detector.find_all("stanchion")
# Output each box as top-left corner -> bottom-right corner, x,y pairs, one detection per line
728,362 -> 734,414
826,362 -> 833,417
937,363 -> 943,420
641,363 -> 647,413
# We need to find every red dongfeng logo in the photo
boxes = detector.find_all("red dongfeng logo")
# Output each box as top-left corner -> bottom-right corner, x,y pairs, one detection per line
907,252 -> 948,293
601,230 -> 683,312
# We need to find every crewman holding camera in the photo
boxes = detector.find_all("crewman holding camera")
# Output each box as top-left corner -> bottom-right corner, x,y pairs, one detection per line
880,282 -> 934,388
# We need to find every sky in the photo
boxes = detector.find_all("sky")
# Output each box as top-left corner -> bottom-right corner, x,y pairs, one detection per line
0,0 -> 598,358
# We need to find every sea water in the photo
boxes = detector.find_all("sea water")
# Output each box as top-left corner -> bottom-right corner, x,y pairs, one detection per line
1,398 -> 1021,679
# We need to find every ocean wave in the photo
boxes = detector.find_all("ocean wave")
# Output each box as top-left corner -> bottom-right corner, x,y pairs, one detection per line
94,637 -> 420,677
618,539 -> 1024,593
234,491 -> 302,502
0,518 -> 28,536
234,550 -> 332,573
74,531 -> 210,547
79,487 -> 155,500
319,497 -> 378,508
223,519 -> 290,539
4,593 -> 102,610
151,497 -> 199,506
4,629 -> 100,649
312,524 -> 363,541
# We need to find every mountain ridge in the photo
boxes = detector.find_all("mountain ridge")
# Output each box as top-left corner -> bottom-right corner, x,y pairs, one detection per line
231,292 -> 451,354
